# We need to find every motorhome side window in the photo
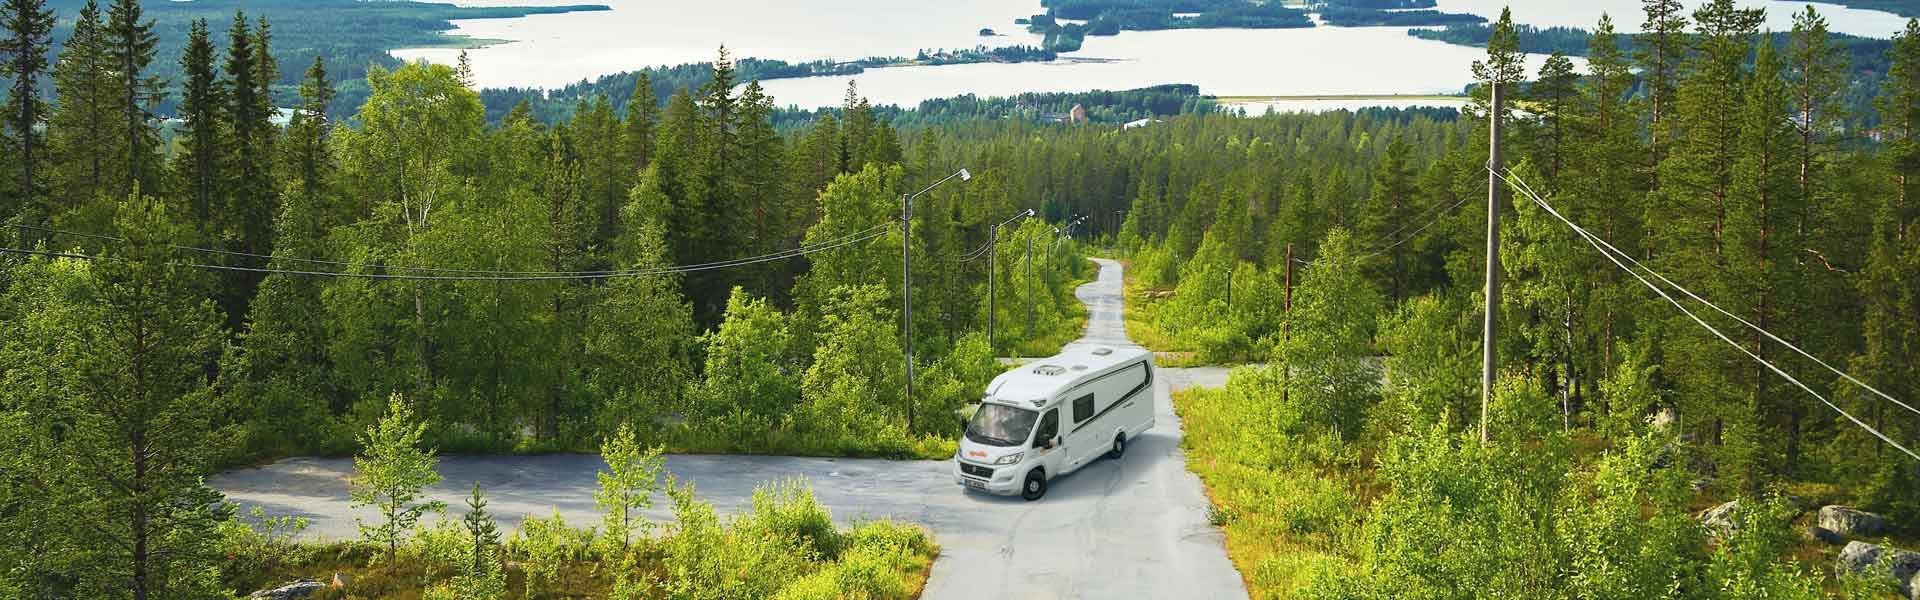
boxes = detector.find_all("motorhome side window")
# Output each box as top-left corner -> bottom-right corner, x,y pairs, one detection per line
1035,410 -> 1058,446
1072,394 -> 1095,423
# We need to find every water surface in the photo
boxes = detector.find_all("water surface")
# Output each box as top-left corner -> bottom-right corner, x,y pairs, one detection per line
390,0 -> 1906,109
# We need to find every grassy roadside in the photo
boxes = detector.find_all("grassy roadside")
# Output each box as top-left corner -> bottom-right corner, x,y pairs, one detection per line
224,483 -> 939,600
1171,384 -> 1358,597
1118,259 -> 1212,367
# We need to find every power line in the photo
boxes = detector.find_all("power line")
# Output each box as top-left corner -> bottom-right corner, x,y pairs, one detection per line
1,226 -> 890,282
1499,170 -> 1920,420
1292,194 -> 1474,266
943,239 -> 995,263
16,222 -> 891,276
1494,167 -> 1918,462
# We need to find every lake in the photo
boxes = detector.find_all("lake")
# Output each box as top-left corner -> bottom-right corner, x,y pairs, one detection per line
391,0 -> 1910,109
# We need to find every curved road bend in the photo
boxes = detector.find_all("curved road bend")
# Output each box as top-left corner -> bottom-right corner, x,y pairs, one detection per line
210,257 -> 1246,600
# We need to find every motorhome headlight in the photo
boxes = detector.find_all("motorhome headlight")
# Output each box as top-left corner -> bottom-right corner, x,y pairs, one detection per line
994,452 -> 1024,465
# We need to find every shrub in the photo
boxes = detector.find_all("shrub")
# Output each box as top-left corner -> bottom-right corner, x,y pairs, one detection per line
661,477 -> 812,600
738,480 -> 842,561
512,511 -> 593,597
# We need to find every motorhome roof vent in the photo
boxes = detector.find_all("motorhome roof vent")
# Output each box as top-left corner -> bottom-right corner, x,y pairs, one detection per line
1032,364 -> 1068,376
1091,347 -> 1114,356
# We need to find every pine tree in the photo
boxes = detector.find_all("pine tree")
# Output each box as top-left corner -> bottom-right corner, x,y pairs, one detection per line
2,0 -> 55,227
622,72 -> 657,174
45,0 -> 121,236
1847,17 -> 1920,520
1652,0 -> 1764,481
172,18 -> 222,240
225,10 -> 278,262
595,423 -> 665,555
1571,14 -> 1646,390
104,0 -> 161,198
1358,137 -> 1415,304
351,393 -> 445,563
1726,39 -> 1802,479
1640,0 -> 1689,164
461,483 -> 499,576
1531,52 -> 1579,178
25,195 -> 231,600
1786,5 -> 1847,240
283,56 -> 334,228
1469,8 -> 1524,119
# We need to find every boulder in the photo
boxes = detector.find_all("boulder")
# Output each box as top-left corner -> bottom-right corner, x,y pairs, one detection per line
1807,525 -> 1848,546
249,579 -> 325,600
1835,541 -> 1920,597
1698,500 -> 1741,536
1818,505 -> 1890,539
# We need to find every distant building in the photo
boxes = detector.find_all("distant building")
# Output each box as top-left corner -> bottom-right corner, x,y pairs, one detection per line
1123,118 -> 1160,130
1069,103 -> 1089,124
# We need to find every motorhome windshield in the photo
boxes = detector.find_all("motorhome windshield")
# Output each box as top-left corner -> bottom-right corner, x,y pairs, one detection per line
966,403 -> 1038,447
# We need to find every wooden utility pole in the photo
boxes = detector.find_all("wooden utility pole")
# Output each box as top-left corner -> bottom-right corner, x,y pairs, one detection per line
901,193 -> 915,432
1282,242 -> 1294,406
1481,83 -> 1504,445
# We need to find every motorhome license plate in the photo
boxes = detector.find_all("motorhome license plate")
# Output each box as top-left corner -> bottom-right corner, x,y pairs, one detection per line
962,479 -> 986,490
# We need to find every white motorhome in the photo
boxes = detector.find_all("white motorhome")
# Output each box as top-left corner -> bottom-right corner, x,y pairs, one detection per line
954,345 -> 1155,500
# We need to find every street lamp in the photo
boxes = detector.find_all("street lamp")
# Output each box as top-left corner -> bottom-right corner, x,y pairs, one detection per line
902,168 -> 970,432
1046,226 -> 1061,274
987,208 -> 1034,356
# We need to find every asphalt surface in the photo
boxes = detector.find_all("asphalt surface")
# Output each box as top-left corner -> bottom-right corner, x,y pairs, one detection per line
210,257 -> 1247,600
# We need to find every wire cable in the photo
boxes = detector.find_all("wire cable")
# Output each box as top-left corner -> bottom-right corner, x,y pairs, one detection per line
1,226 -> 890,281
1493,166 -> 1918,462
1499,169 -> 1920,420
15,222 -> 891,277
1291,194 -> 1475,266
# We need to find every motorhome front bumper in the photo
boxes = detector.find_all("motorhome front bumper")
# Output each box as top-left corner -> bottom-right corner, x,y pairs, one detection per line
954,460 -> 1020,494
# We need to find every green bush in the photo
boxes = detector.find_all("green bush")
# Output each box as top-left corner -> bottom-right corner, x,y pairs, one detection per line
738,479 -> 843,561
775,521 -> 933,600
511,511 -> 592,597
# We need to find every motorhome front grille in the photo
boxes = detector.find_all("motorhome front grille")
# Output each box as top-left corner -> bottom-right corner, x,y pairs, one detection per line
960,463 -> 995,479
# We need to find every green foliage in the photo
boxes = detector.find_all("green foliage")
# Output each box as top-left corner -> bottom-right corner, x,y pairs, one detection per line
351,393 -> 446,562
511,511 -> 589,598
687,287 -> 800,426
595,423 -> 666,555
801,284 -> 908,441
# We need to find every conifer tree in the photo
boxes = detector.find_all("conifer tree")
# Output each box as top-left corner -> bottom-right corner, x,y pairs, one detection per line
14,195 -> 231,600
1358,137 -> 1415,303
225,11 -> 278,268
1726,39 -> 1802,477
1652,0 -> 1764,481
105,0 -> 161,198
1640,0 -> 1689,165
45,0 -> 120,234
622,72 -> 656,173
1,0 -> 54,226
172,18 -> 222,240
351,393 -> 445,563
1531,52 -> 1579,179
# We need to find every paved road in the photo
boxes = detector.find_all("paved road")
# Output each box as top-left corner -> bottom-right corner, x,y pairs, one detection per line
211,258 -> 1245,600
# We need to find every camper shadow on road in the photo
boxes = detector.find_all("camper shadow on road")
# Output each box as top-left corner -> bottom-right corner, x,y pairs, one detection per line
954,426 -> 1177,505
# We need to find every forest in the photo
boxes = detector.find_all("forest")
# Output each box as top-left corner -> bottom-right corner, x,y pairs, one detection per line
1408,16 -> 1905,130
0,0 -> 1092,595
38,0 -> 610,116
1101,3 -> 1920,597
2,0 -> 1920,596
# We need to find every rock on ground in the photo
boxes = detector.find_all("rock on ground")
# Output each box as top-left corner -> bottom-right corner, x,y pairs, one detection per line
249,579 -> 325,600
1698,500 -> 1741,536
1835,541 -> 1920,597
1818,505 -> 1890,539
